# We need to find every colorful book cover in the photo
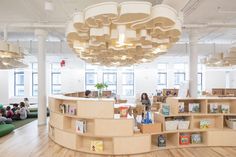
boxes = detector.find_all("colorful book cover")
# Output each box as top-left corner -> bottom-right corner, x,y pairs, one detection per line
162,104 -> 170,115
191,133 -> 202,144
200,119 -> 210,129
75,120 -> 86,134
209,103 -> 219,113
178,102 -> 185,113
221,104 -> 230,113
90,140 -> 103,152
189,103 -> 200,113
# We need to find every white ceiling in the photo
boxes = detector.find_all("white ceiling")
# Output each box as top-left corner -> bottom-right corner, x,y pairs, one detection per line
0,0 -> 236,56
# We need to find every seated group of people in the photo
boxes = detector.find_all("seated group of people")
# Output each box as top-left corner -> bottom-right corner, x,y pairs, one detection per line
0,98 -> 30,124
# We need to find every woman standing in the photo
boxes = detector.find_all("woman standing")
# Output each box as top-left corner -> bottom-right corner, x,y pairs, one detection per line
140,93 -> 151,111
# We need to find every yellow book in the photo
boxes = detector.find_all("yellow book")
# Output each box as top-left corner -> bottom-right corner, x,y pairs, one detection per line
90,140 -> 103,152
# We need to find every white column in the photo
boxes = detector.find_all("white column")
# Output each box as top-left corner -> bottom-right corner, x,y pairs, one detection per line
189,30 -> 199,97
35,29 -> 48,125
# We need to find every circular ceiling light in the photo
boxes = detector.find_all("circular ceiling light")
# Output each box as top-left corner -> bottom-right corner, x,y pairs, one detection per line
66,1 -> 182,66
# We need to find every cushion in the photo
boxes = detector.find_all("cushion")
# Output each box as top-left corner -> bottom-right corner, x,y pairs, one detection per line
0,124 -> 15,137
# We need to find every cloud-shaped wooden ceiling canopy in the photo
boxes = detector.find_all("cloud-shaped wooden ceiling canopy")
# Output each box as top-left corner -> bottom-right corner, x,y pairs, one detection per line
202,44 -> 236,67
0,41 -> 27,69
66,1 -> 182,66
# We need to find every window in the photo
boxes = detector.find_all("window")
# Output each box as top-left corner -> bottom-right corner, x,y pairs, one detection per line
51,63 -> 61,94
157,72 -> 167,90
14,70 -> 24,96
174,72 -> 185,85
198,72 -> 203,92
85,72 -> 98,90
122,72 -> 134,96
103,72 -> 117,94
157,63 -> 167,90
32,63 -> 38,96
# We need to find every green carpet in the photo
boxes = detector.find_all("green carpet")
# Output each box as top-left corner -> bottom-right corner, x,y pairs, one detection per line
11,118 -> 37,129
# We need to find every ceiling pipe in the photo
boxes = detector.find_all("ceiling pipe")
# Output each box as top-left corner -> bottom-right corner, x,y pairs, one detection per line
0,23 -> 65,29
183,23 -> 236,28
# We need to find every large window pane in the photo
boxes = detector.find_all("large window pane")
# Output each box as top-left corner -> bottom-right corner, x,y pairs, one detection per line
14,71 -> 24,96
103,73 -> 117,93
198,72 -> 203,92
103,73 -> 117,85
32,73 -> 38,96
157,72 -> 167,85
157,72 -> 167,90
122,72 -> 134,96
122,85 -> 134,96
174,72 -> 185,85
51,63 -> 61,94
32,63 -> 38,96
122,73 -> 134,85
52,73 -> 61,84
86,73 -> 98,85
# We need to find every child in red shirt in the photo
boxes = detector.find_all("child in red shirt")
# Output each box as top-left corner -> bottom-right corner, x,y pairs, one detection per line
6,106 -> 14,119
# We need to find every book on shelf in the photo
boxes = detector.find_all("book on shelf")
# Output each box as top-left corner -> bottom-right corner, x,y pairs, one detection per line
75,120 -> 87,134
90,140 -> 103,152
162,103 -> 170,115
59,104 -> 77,115
178,102 -> 185,113
221,104 -> 230,113
191,133 -> 202,144
189,103 -> 200,113
209,103 -> 219,113
157,135 -> 166,147
200,119 -> 210,129
179,133 -> 190,145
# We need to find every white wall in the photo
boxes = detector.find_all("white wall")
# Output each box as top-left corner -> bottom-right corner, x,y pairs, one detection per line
205,70 -> 226,92
1,55 -> 236,105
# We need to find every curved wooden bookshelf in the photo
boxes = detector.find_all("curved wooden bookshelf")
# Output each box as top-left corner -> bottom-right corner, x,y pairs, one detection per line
48,95 -> 236,155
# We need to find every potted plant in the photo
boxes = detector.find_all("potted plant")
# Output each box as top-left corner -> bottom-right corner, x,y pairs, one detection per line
95,83 -> 108,97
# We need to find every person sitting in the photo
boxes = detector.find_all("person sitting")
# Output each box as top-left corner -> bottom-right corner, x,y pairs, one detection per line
24,98 -> 30,113
18,102 -> 27,120
85,90 -> 92,98
12,103 -> 20,114
140,93 -> 151,111
13,102 -> 27,120
0,108 -> 6,117
6,106 -> 14,119
0,113 -> 12,124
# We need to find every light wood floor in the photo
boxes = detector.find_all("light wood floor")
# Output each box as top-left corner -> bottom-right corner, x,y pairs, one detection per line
1,120 -> 236,157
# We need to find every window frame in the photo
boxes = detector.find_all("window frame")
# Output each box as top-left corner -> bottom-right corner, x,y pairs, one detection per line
14,71 -> 24,96
51,63 -> 62,94
85,72 -> 98,90
174,72 -> 186,85
103,72 -> 117,94
121,72 -> 134,96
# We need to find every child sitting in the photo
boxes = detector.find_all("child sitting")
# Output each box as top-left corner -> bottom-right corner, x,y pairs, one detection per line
6,106 -> 14,119
0,112 -> 12,124
18,102 -> 27,120
12,103 -> 20,114
13,102 -> 27,120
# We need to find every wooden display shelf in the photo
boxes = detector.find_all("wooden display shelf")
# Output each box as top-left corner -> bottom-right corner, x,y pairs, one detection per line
49,96 -> 236,155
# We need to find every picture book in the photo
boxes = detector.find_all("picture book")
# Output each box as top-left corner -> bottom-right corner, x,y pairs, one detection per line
90,140 -> 103,152
75,120 -> 86,134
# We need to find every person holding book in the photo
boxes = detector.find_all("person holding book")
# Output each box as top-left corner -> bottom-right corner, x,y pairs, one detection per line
140,93 -> 151,111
